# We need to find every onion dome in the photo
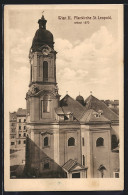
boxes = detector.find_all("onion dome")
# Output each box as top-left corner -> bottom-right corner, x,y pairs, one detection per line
31,14 -> 54,52
76,95 -> 85,106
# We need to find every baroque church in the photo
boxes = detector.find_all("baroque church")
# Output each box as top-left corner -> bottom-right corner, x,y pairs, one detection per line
25,14 -> 119,178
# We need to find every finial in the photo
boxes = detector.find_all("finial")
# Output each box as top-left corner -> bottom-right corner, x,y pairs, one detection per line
38,11 -> 47,29
90,91 -> 92,95
79,92 -> 80,96
66,91 -> 68,95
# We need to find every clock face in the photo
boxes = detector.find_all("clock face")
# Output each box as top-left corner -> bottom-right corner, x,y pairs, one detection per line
42,48 -> 49,55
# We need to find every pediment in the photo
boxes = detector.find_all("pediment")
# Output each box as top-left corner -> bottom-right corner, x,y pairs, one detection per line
40,131 -> 53,136
70,165 -> 85,172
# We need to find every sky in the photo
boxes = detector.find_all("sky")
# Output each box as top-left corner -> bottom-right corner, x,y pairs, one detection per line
5,5 -> 123,112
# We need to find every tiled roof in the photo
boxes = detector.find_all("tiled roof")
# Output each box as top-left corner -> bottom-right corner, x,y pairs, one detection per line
60,95 -> 85,120
55,107 -> 64,115
62,159 -> 77,171
10,112 -> 17,120
16,108 -> 26,116
84,95 -> 119,121
62,159 -> 85,172
80,109 -> 110,123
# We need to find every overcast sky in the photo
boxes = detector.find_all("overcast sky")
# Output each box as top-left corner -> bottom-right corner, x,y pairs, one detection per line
5,5 -> 123,112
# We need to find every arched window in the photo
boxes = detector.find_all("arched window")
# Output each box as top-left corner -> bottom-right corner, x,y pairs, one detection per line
98,165 -> 106,178
111,135 -> 118,150
43,61 -> 48,81
68,137 -> 75,146
44,137 -> 48,147
96,137 -> 104,147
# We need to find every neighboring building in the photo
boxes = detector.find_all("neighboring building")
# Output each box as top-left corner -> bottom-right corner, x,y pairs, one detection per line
16,108 -> 27,148
25,14 -> 119,178
101,100 -> 119,115
9,108 -> 27,149
10,112 -> 17,149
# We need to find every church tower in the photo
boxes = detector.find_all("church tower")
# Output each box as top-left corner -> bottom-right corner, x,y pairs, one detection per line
25,15 -> 63,177
26,14 -> 60,123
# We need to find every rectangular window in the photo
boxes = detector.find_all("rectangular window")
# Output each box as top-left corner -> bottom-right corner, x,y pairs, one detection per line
19,126 -> 21,130
72,173 -> 80,178
11,142 -> 15,145
114,172 -> 119,178
82,137 -> 84,146
44,162 -> 49,169
11,129 -> 15,132
24,133 -> 26,137
24,126 -> 26,130
43,61 -> 48,82
83,155 -> 85,166
41,100 -> 50,115
19,134 -> 21,137
19,119 -> 21,123
24,119 -> 26,122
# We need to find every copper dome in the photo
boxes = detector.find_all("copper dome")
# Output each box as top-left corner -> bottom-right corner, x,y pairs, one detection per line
31,15 -> 54,52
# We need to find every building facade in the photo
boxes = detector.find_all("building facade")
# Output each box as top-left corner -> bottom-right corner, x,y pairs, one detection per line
10,108 -> 27,149
25,15 -> 119,178
10,112 -> 17,148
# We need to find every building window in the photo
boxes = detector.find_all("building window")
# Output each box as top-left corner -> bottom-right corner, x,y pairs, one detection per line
82,137 -> 84,146
68,137 -> 75,146
19,126 -> 21,130
11,129 -> 15,132
111,135 -> 118,150
18,140 -> 21,144
82,155 -> 85,166
19,119 -> 21,123
43,61 -> 48,82
44,137 -> 48,147
96,137 -> 104,147
24,140 -> 26,144
72,172 -> 80,178
24,119 -> 26,122
11,142 -> 15,145
98,165 -> 106,178
19,134 -> 21,137
24,133 -> 26,137
114,172 -> 119,178
44,162 -> 49,169
24,126 -> 26,130
41,95 -> 50,115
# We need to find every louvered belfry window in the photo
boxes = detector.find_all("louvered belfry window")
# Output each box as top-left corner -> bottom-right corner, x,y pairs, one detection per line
43,61 -> 48,81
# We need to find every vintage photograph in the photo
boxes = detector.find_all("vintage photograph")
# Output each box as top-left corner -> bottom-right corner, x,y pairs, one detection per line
4,4 -> 123,191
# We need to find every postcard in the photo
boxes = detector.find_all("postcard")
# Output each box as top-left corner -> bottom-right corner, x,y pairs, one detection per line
4,4 -> 123,191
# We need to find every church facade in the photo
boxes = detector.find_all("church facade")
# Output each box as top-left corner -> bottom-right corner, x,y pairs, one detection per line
25,15 -> 119,178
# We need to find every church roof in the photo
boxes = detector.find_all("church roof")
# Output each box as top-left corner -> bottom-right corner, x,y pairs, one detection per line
80,109 -> 110,124
84,95 -> 119,121
59,95 -> 85,120
76,95 -> 84,101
